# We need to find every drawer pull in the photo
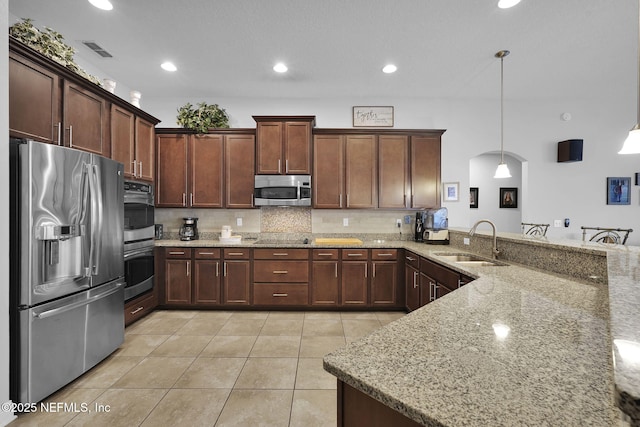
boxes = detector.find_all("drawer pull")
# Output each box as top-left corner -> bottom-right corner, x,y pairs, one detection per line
317,253 -> 334,256
130,307 -> 144,315
199,252 -> 215,255
406,256 -> 416,261
227,252 -> 244,256
169,251 -> 185,255
272,293 -> 288,297
273,270 -> 288,274
347,253 -> 363,257
272,252 -> 288,256
377,253 -> 393,257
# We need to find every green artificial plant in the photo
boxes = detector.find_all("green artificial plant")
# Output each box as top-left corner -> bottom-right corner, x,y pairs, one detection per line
9,18 -> 102,86
176,102 -> 230,133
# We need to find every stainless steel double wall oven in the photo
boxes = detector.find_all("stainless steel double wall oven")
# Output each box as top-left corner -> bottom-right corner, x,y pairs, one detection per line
123,180 -> 155,302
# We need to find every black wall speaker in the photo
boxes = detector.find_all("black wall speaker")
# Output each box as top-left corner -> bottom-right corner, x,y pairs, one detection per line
557,139 -> 583,162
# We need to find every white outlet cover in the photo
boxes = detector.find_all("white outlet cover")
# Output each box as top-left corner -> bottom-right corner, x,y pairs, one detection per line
553,219 -> 562,227
463,237 -> 470,245
343,218 -> 349,226
237,217 -> 243,226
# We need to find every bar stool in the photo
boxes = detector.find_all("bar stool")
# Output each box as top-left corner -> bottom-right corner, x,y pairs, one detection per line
581,226 -> 633,245
521,222 -> 550,237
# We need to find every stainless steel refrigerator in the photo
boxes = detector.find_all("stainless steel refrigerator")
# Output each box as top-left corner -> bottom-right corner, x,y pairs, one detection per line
9,139 -> 125,404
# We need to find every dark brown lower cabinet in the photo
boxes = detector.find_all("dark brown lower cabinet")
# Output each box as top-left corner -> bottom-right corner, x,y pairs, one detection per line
338,380 -> 422,427
341,249 -> 369,306
163,248 -> 222,306
223,249 -> 251,305
311,249 -> 340,306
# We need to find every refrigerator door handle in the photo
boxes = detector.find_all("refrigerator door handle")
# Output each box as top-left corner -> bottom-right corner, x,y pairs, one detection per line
88,164 -> 104,276
32,283 -> 122,320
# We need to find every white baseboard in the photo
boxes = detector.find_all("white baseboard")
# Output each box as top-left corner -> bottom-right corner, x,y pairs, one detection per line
0,400 -> 16,427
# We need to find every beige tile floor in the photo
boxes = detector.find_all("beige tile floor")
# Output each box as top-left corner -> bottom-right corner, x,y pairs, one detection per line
10,310 -> 405,427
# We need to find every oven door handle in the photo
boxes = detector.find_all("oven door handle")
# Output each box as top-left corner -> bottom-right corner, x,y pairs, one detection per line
124,247 -> 154,260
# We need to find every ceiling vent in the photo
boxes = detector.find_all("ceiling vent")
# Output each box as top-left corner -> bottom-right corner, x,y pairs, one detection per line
82,41 -> 113,58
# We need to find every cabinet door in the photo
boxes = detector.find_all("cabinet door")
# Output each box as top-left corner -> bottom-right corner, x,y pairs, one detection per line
311,261 -> 339,306
419,272 -> 436,307
256,122 -> 282,174
345,135 -> 377,208
284,121 -> 312,174
156,134 -> 188,207
194,259 -> 221,305
405,264 -> 420,312
378,135 -> 409,209
223,260 -> 251,305
371,261 -> 397,307
9,52 -> 61,144
62,81 -> 109,157
313,134 -> 343,208
135,117 -> 155,182
110,105 -> 135,178
410,136 -> 441,208
165,259 -> 191,304
341,262 -> 369,306
225,134 -> 256,208
190,134 -> 224,207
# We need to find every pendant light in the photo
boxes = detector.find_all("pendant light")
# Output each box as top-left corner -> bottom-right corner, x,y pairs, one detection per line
494,50 -> 512,178
619,0 -> 640,154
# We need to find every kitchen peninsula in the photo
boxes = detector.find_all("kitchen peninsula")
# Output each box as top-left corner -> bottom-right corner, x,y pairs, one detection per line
155,231 -> 639,425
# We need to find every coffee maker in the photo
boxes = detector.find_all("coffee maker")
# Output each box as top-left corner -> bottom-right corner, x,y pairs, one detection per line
179,217 -> 199,241
414,211 -> 426,242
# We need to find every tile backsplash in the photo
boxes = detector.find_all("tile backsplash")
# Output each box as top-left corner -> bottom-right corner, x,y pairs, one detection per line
155,207 -> 415,236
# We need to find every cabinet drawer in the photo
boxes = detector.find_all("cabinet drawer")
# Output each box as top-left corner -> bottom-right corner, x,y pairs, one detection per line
421,258 -> 460,288
254,260 -> 309,282
124,291 -> 156,326
404,251 -> 420,268
194,248 -> 221,259
342,249 -> 369,260
165,248 -> 192,258
254,248 -> 309,260
313,249 -> 339,260
223,248 -> 250,259
371,249 -> 397,260
253,284 -> 309,306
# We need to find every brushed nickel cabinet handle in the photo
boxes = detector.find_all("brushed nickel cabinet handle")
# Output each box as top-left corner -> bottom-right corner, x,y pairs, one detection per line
132,160 -> 137,177
199,252 -> 215,255
413,271 -> 418,288
272,253 -> 288,256
54,122 -> 62,145
186,261 -> 190,276
377,253 -> 393,257
139,161 -> 143,177
406,256 -> 416,261
216,262 -> 219,277
182,193 -> 186,206
168,251 -> 185,255
335,262 -> 338,277
130,307 -> 144,315
273,293 -> 288,297
190,192 -> 194,206
347,253 -> 363,257
228,252 -> 244,256
67,125 -> 73,147
273,270 -> 288,274
224,262 -> 227,276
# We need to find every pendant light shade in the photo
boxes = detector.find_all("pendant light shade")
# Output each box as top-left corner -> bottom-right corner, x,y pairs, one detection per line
494,50 -> 512,178
619,1 -> 640,154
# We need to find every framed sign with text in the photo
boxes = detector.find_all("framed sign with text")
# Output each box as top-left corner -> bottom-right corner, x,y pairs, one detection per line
352,106 -> 394,127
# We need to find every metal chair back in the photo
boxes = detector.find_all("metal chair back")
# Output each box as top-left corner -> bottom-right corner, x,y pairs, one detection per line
581,226 -> 633,245
521,222 -> 549,237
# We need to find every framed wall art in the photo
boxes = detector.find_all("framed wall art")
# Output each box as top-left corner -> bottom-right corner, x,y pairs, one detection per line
499,187 -> 518,208
352,106 -> 394,127
607,177 -> 631,205
470,187 -> 479,208
443,182 -> 459,202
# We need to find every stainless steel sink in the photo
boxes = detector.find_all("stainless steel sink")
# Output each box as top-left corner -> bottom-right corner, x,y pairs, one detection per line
433,252 -> 507,266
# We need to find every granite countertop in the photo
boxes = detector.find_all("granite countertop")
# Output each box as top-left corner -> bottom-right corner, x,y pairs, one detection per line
155,234 -> 640,425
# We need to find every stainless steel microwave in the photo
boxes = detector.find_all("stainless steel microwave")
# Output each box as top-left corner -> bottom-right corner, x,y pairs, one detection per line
254,175 -> 312,206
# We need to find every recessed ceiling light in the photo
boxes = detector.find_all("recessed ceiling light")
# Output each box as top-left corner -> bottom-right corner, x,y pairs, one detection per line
273,63 -> 288,73
498,0 -> 521,8
88,0 -> 113,11
382,64 -> 397,74
161,61 -> 177,72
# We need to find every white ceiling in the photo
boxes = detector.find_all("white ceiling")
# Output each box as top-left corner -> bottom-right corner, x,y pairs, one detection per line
7,0 -> 638,102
